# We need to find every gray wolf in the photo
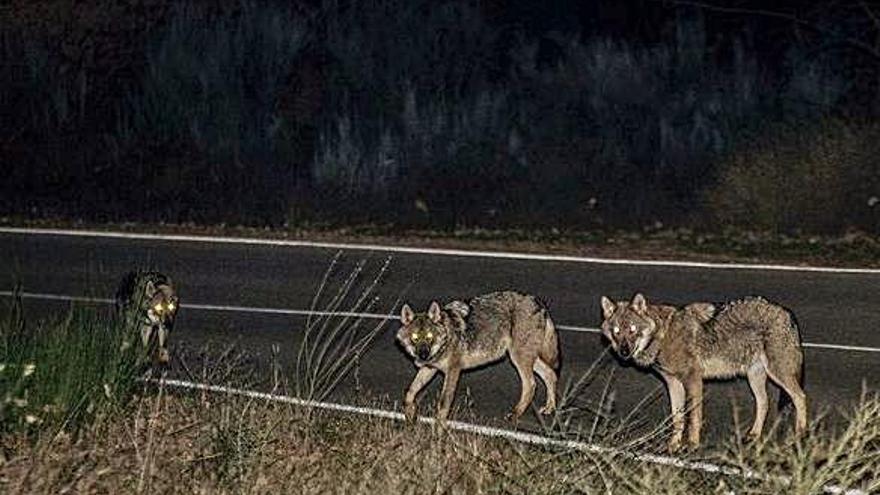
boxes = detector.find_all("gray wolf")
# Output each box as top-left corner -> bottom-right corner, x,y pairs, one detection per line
600,293 -> 807,452
115,270 -> 179,363
397,291 -> 559,423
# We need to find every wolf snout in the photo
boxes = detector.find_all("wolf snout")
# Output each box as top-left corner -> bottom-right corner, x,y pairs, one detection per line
617,343 -> 632,359
416,345 -> 431,360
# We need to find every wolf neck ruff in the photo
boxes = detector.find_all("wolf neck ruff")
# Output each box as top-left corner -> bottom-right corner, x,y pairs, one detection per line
633,310 -> 672,366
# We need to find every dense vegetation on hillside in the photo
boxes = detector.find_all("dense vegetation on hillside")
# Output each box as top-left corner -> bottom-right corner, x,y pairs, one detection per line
2,0 -> 879,233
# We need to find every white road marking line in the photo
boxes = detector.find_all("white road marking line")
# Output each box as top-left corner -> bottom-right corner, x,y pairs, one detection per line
5,290 -> 880,354
3,226 -> 880,274
179,302 -> 396,321
0,292 -> 113,305
799,342 -> 880,352
144,377 -> 866,495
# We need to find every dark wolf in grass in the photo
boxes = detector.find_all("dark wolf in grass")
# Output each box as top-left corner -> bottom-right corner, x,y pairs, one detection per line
115,270 -> 179,363
600,293 -> 807,452
396,291 -> 560,423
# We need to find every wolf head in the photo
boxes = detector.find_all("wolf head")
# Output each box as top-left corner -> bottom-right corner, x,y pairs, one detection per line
396,301 -> 451,364
144,279 -> 178,328
144,278 -> 179,336
599,293 -> 658,362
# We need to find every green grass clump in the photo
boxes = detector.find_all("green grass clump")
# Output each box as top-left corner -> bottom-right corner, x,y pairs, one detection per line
0,294 -> 148,435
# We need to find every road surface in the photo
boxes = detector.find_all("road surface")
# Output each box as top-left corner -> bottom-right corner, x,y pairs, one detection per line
2,228 -> 878,445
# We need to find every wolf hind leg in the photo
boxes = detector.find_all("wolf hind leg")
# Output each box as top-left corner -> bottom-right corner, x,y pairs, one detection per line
746,362 -> 769,439
507,350 -> 538,423
533,358 -> 558,415
539,316 -> 560,370
766,367 -> 808,436
764,342 -> 808,436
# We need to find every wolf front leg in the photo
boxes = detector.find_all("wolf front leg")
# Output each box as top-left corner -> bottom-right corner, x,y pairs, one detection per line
140,324 -> 152,348
404,367 -> 437,421
157,325 -> 170,363
684,373 -> 704,448
661,372 -> 686,453
436,368 -> 461,422
507,351 -> 538,423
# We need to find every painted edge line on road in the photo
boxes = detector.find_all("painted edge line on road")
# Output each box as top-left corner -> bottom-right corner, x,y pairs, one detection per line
5,290 -> 880,355
2,226 -> 880,274
142,376 -> 865,495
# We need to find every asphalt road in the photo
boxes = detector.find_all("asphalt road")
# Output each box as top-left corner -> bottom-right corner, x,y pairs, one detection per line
2,229 -> 879,445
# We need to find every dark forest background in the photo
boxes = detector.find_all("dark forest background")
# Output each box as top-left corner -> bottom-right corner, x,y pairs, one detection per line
2,0 -> 880,234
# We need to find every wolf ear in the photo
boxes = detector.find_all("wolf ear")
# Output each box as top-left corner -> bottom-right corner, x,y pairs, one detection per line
144,280 -> 156,296
427,301 -> 443,323
600,296 -> 616,319
400,304 -> 415,325
631,293 -> 647,313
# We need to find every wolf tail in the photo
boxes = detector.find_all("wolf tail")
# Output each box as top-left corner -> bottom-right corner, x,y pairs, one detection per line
540,314 -> 560,370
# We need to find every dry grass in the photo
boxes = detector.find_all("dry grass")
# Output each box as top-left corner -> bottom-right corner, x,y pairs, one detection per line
722,392 -> 880,494
0,389 -> 691,494
293,251 -> 395,404
1,385 -> 877,494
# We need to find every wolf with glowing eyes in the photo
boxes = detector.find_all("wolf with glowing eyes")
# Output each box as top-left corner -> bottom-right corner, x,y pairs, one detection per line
115,270 -> 179,363
600,293 -> 807,452
396,291 -> 559,424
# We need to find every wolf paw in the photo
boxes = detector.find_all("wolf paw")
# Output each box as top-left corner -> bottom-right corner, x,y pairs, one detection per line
432,417 -> 449,431
505,411 -> 521,424
538,405 -> 555,416
404,404 -> 417,423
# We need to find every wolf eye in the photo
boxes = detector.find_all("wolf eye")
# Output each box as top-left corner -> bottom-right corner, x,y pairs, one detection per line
613,326 -> 620,334
629,324 -> 637,333
411,333 -> 420,342
425,331 -> 433,339
153,303 -> 163,313
167,302 -> 175,311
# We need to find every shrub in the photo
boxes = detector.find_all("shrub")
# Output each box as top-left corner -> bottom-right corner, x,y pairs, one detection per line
0,295 -> 147,434
0,1 -> 867,229
704,119 -> 880,233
